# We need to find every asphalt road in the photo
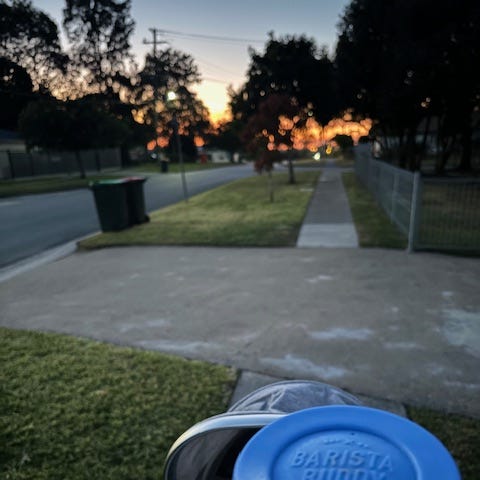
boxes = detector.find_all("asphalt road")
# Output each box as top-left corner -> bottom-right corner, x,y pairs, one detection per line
0,164 -> 255,268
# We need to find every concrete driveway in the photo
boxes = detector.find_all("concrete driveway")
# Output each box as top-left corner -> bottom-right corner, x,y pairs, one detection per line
1,246 -> 479,417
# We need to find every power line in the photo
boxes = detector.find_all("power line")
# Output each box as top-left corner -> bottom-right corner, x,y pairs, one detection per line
194,55 -> 244,78
142,28 -> 248,86
158,28 -> 264,45
201,76 -> 231,85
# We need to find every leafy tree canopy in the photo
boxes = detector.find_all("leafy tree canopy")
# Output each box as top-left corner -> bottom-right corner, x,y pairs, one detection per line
231,33 -> 337,126
333,134 -> 354,150
206,119 -> 244,160
0,57 -> 33,130
19,96 -> 129,151
335,0 -> 480,171
0,0 -> 67,88
63,0 -> 135,93
136,48 -> 210,140
242,93 -> 301,182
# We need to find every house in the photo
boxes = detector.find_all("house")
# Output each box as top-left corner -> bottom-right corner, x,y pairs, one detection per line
205,149 -> 231,163
0,130 -> 26,179
0,129 -> 26,152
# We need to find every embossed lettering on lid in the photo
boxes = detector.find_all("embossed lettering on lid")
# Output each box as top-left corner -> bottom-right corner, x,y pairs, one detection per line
233,406 -> 461,480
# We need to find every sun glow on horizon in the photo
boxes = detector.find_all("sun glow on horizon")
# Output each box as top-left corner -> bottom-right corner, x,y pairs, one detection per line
193,80 -> 235,126
264,116 -> 372,152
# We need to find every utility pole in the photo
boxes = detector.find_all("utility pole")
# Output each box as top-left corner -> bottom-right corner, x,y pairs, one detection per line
142,29 -> 168,164
143,28 -> 165,57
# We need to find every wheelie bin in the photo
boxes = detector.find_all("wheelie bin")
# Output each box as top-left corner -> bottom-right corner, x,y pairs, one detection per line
124,176 -> 149,225
90,179 -> 130,231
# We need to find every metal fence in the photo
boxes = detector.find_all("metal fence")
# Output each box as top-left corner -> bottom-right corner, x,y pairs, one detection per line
355,154 -> 480,253
417,178 -> 480,252
0,148 -> 121,180
355,155 -> 414,236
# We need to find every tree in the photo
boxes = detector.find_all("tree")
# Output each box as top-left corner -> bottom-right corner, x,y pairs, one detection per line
0,0 -> 66,127
0,57 -> 33,130
231,33 -> 337,126
63,0 -> 135,93
333,134 -> 354,150
81,89 -> 151,165
427,0 -> 480,172
19,96 -> 130,177
207,119 -> 244,162
335,0 -> 480,173
66,96 -> 130,149
242,93 -> 303,184
0,0 -> 67,89
136,48 -> 211,150
23,97 -> 130,151
166,133 -> 197,163
230,33 -> 338,184
62,0 -> 146,162
18,98 -> 71,151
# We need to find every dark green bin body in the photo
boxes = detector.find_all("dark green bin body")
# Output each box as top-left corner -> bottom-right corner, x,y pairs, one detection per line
90,177 -> 148,232
125,176 -> 148,224
90,179 -> 129,232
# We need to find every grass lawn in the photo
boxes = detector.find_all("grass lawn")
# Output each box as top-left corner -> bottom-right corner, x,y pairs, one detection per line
79,171 -> 320,249
0,174 -> 125,198
0,327 -> 236,480
407,406 -> 480,480
0,163 -> 241,198
342,172 -> 479,254
1,328 -> 478,480
418,182 -> 480,253
132,162 -> 240,174
293,151 -> 354,168
342,172 -> 408,249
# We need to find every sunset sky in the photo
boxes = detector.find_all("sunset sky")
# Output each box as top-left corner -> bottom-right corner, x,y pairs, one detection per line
34,0 -> 351,120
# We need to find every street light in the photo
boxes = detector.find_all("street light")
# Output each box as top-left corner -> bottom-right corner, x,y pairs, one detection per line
167,91 -> 189,202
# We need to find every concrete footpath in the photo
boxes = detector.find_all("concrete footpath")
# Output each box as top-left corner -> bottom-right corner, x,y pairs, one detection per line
1,246 -> 479,418
1,166 -> 479,418
297,168 -> 358,248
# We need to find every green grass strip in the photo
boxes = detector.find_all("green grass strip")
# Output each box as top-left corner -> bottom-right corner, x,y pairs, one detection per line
80,171 -> 320,249
132,162 -> 239,174
0,175 -> 124,198
407,406 -> 480,480
342,172 -> 408,249
0,327 -> 236,480
1,328 -> 478,480
0,163 -> 237,197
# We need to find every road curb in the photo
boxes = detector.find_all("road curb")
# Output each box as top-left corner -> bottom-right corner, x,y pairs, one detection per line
0,232 -> 99,283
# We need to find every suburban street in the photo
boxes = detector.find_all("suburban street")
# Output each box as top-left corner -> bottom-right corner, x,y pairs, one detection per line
0,164 -> 255,268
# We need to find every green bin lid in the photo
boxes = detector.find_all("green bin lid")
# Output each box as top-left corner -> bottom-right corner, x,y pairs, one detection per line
89,178 -> 128,187
124,176 -> 147,182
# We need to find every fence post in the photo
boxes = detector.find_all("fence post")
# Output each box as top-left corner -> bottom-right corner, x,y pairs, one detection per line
76,151 -> 86,178
408,171 -> 423,253
29,152 -> 35,176
391,170 -> 399,223
95,150 -> 101,172
6,150 -> 15,179
367,158 -> 373,189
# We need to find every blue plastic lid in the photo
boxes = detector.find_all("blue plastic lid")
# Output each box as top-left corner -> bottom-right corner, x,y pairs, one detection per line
233,406 -> 460,480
